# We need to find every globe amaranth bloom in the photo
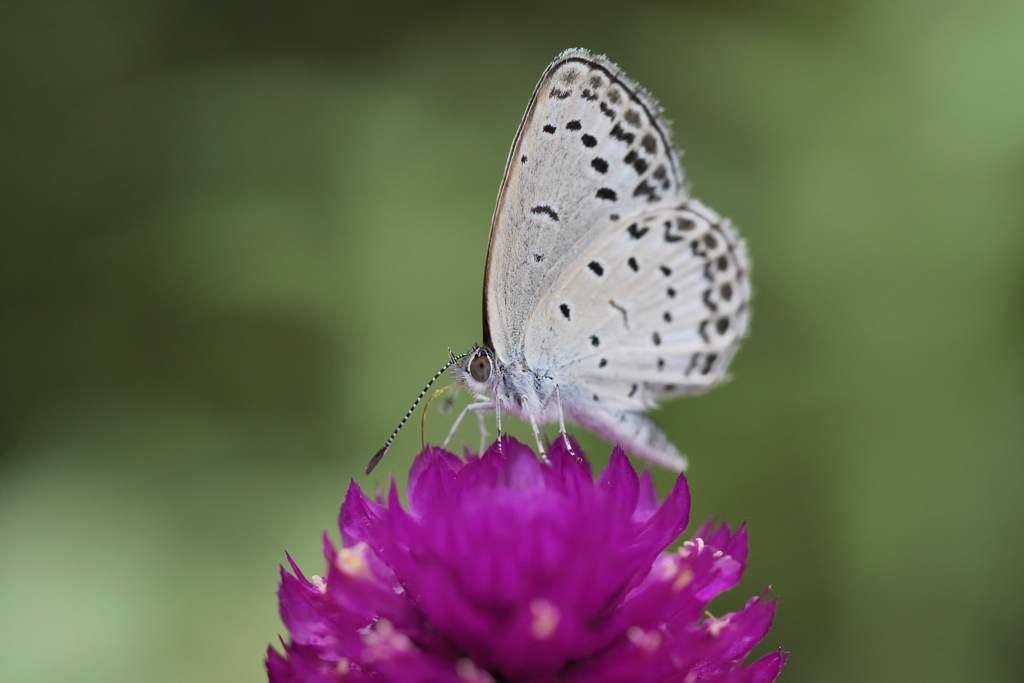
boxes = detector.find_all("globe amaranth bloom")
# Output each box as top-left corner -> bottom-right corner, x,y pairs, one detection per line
267,436 -> 786,682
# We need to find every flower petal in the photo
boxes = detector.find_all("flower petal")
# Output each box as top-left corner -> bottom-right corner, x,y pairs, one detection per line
596,447 -> 640,516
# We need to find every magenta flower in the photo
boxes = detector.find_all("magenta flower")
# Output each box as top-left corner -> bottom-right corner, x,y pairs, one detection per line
267,436 -> 785,682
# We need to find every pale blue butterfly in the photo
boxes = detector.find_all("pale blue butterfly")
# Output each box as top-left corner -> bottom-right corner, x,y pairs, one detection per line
368,49 -> 750,474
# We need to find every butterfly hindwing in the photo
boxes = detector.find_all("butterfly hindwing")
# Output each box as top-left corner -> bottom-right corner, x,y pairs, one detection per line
524,199 -> 751,412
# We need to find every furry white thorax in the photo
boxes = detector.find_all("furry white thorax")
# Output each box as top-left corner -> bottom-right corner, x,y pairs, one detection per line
451,345 -> 561,425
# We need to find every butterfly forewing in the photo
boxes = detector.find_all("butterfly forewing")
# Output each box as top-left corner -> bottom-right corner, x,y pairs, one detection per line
484,49 -> 686,361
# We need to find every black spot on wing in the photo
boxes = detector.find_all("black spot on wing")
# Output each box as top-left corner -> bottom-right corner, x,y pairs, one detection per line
590,335 -> 600,347
627,256 -> 639,272
653,165 -> 670,189
596,188 -> 617,201
624,109 -> 641,127
627,223 -> 649,239
641,133 -> 657,154
560,303 -> 571,320
623,150 -> 649,174
660,265 -> 672,276
581,134 -> 597,148
566,119 -> 582,131
543,124 -> 556,134
530,205 -> 559,221
599,102 -> 616,119
663,219 -> 684,242
588,261 -> 604,276
599,358 -> 607,368
635,180 -> 659,202
591,157 -> 608,173
581,88 -> 598,101
560,68 -> 582,85
609,123 -> 635,145
624,150 -> 648,174
703,290 -> 718,312
652,332 -> 662,346
628,383 -> 638,398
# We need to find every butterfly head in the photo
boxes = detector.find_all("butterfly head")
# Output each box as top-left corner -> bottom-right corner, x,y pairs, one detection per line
453,344 -> 497,395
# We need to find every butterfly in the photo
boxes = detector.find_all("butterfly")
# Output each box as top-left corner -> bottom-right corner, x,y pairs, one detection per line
367,48 -> 750,474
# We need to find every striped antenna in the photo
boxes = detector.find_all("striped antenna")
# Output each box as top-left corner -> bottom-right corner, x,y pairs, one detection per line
365,350 -> 469,475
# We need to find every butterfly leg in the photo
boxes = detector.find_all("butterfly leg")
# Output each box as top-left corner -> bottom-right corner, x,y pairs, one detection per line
441,396 -> 492,451
554,384 -> 581,463
495,396 -> 503,457
527,409 -> 551,466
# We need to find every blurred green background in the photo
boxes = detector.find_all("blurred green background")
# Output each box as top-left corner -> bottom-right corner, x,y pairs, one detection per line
2,1 -> 1022,681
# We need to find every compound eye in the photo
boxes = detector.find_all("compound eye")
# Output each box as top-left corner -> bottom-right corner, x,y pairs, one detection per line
470,353 -> 491,383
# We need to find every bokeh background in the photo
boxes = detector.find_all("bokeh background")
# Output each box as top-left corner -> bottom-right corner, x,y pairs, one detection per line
3,1 -> 1022,681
